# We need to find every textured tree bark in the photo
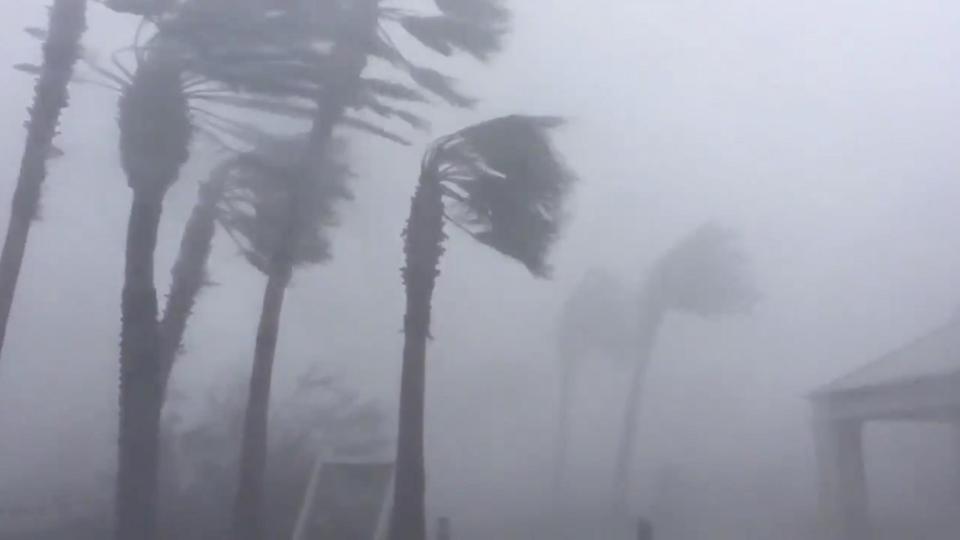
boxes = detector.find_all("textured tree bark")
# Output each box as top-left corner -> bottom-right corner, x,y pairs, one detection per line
232,270 -> 288,540
612,295 -> 664,515
158,180 -> 223,399
116,190 -> 164,540
390,177 -> 445,540
0,0 -> 86,363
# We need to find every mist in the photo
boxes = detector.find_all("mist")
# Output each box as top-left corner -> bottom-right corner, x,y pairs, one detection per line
0,1 -> 959,539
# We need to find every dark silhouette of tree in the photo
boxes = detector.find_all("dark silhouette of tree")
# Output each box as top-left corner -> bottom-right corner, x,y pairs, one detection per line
391,116 -> 577,540
216,137 -> 352,540
612,223 -> 758,514
157,174 -> 226,400
0,0 -> 87,366
553,269 -> 632,498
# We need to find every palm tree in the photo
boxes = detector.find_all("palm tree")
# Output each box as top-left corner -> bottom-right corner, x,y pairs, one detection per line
612,223 -> 758,514
390,116 -> 577,540
216,137 -> 352,540
113,31 -> 194,540
157,172 -> 227,400
553,269 -> 632,498
0,0 -> 87,365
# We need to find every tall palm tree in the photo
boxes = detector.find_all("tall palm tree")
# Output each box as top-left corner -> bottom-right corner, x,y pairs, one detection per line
0,0 -> 87,365
157,172 -> 227,399
217,137 -> 352,540
553,269 -> 632,498
113,31 -> 194,540
612,223 -> 758,514
390,115 -> 577,540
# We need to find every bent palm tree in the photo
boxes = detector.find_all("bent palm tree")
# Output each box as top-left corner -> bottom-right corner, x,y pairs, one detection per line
612,223 -> 758,514
217,137 -> 352,540
553,269 -> 632,499
0,0 -> 87,365
391,116 -> 577,540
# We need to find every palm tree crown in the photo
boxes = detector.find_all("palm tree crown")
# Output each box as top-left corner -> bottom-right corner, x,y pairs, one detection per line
421,115 -> 576,276
646,223 -> 759,316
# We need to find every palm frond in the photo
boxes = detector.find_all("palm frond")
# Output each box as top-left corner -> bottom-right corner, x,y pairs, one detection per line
425,115 -> 577,276
406,66 -> 475,108
648,223 -> 759,316
434,0 -> 510,27
400,14 -> 505,61
340,116 -> 412,146
214,135 -> 353,275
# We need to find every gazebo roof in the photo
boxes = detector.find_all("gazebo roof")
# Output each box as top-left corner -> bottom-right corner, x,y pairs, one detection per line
819,315 -> 960,395
812,314 -> 960,421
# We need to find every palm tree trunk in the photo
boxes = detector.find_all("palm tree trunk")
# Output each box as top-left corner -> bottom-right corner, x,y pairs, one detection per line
552,344 -> 578,504
612,296 -> 664,515
0,0 -> 86,363
229,6 -> 378,537
116,189 -> 165,540
389,176 -> 445,540
233,270 -> 289,540
158,179 -> 223,399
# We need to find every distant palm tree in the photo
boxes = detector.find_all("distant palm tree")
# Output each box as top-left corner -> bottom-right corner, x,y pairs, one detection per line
612,223 -> 758,514
390,116 -> 577,540
0,0 -> 87,365
553,269 -> 632,498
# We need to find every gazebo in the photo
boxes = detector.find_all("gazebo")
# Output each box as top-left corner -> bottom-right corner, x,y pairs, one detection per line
810,314 -> 960,540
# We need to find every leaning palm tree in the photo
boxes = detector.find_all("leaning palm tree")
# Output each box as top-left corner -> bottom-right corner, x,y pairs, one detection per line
390,115 -> 577,540
612,223 -> 758,514
0,0 -> 87,365
216,137 -> 352,540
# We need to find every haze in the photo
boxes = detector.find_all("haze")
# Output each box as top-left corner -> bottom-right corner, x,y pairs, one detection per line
0,1 -> 958,539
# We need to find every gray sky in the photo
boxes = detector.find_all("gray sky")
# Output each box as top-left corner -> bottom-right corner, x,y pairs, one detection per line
1,0 -> 959,536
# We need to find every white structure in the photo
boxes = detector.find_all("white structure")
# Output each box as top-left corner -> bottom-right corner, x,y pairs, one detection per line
291,452 -> 394,540
811,315 -> 960,540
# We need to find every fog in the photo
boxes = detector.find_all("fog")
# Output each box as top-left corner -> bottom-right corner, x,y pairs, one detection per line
1,1 -> 959,539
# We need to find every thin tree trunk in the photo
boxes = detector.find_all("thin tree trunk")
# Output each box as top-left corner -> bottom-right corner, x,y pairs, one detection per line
228,5 -> 377,537
0,0 -> 86,363
612,296 -> 664,515
552,343 -> 578,503
116,190 -> 164,540
390,176 -> 445,540
233,270 -> 289,540
158,179 -> 223,399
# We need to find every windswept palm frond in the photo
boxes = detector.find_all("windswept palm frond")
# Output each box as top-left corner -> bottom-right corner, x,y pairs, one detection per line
434,0 -> 509,27
214,136 -> 353,276
424,115 -> 576,276
398,12 -> 506,61
648,223 -> 759,316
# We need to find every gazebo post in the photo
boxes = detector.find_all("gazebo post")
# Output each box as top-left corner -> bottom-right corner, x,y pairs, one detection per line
813,407 -> 870,540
